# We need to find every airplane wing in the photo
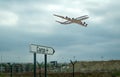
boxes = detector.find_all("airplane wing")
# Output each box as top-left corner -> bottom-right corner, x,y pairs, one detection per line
54,14 -> 72,21
80,17 -> 89,20
56,20 -> 72,24
76,15 -> 88,19
53,14 -> 65,19
76,15 -> 89,20
54,14 -> 89,21
56,20 -> 87,27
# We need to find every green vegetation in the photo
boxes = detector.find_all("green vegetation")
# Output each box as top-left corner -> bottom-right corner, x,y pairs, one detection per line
112,72 -> 120,77
0,73 -> 5,77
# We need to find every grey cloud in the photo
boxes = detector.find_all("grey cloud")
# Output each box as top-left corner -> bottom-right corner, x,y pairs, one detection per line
0,0 -> 120,62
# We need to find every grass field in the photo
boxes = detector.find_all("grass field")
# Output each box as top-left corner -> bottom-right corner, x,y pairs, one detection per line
1,72 -> 120,77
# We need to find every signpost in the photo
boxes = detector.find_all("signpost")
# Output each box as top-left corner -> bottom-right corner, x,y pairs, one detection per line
30,44 -> 55,55
33,53 -> 36,77
30,44 -> 55,77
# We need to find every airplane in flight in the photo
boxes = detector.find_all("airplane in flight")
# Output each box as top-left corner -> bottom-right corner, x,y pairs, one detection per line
53,14 -> 89,27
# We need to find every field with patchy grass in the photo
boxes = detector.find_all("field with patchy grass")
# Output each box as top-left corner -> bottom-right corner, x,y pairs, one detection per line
0,72 -> 120,77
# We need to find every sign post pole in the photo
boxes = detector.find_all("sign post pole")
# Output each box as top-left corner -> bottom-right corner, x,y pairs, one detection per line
30,44 -> 55,77
34,53 -> 36,77
44,54 -> 47,77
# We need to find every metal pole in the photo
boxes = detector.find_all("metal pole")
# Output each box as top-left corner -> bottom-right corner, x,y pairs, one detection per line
70,60 -> 77,77
34,53 -> 36,77
44,54 -> 47,77
73,64 -> 74,77
10,65 -> 12,77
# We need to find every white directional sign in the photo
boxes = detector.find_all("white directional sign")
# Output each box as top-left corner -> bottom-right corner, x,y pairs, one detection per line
30,44 -> 55,55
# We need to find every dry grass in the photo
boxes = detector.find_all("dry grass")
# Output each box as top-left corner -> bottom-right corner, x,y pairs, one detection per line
1,72 -> 120,77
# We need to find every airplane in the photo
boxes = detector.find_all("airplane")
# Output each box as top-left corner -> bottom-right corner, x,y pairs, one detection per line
53,14 -> 89,27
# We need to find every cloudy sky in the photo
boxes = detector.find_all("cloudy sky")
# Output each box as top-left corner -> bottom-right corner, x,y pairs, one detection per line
0,0 -> 120,63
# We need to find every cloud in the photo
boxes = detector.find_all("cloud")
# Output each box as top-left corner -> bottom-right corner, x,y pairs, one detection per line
0,0 -> 120,62
0,10 -> 19,26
